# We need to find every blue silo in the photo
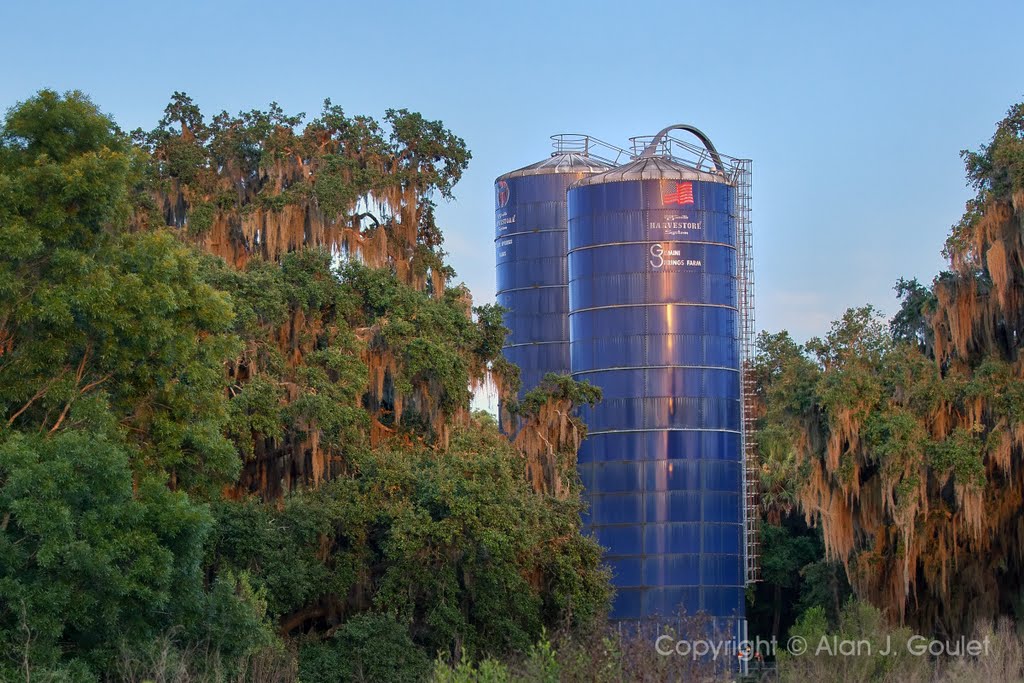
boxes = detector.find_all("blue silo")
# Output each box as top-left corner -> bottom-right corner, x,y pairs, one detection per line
495,148 -> 614,398
567,128 -> 746,624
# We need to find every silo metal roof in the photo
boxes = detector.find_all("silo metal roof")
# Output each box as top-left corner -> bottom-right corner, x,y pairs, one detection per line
496,153 -> 614,181
570,155 -> 729,188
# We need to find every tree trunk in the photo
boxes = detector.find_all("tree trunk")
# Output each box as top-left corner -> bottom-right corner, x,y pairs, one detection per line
772,583 -> 782,640
832,569 -> 841,621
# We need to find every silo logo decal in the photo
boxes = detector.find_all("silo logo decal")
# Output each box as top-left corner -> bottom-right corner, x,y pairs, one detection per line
650,243 -> 702,269
496,180 -> 510,209
662,182 -> 694,206
650,244 -> 666,268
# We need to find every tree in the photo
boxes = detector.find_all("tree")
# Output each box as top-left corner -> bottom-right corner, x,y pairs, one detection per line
0,90 -> 240,496
0,431 -> 272,677
890,277 -> 935,349
766,102 -> 1024,635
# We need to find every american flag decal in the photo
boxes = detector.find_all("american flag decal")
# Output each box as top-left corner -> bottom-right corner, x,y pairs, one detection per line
662,182 -> 694,206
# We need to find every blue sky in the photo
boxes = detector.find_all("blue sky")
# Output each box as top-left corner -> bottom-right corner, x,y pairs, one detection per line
2,0 -> 1022,342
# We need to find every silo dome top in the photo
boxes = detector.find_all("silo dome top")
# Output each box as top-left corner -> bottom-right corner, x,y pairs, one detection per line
496,153 -> 614,182
570,155 -> 729,188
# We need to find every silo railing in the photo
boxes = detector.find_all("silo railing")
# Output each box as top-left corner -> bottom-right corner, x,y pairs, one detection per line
630,133 -> 749,186
550,133 -> 633,166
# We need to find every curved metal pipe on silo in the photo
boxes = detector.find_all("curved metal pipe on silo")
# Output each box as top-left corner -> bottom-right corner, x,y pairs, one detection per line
495,149 -> 614,398
567,137 -> 745,623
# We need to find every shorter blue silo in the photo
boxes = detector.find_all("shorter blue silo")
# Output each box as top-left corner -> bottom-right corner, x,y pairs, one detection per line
495,149 -> 613,397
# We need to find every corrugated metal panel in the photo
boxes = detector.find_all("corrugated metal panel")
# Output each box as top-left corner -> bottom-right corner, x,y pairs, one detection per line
568,167 -> 745,622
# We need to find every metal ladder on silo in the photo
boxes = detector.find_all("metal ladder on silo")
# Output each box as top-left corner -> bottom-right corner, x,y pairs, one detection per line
734,160 -> 761,585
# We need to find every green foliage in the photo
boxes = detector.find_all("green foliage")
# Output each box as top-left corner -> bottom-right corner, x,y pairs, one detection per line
187,200 -> 216,235
2,89 -> 125,162
340,261 -> 502,428
0,89 -> 134,250
927,427 -> 985,486
519,632 -> 559,683
209,482 -> 365,620
946,102 -> 1024,259
807,306 -> 891,419
513,374 -> 602,418
961,102 -> 1024,200
748,329 -> 860,642
0,431 -> 271,675
299,613 -> 429,683
795,558 -> 853,627
747,517 -> 851,643
891,277 -> 935,347
968,356 -> 1024,424
385,108 -> 471,199
779,600 -> 927,682
202,250 -> 370,464
753,330 -> 819,420
202,570 -> 277,665
472,409 -> 499,431
0,91 -> 242,495
226,376 -> 285,458
862,407 -> 927,477
473,303 -> 509,363
362,435 -> 600,654
210,428 -> 610,658
755,305 -> 998,502
752,330 -> 819,526
760,524 -> 821,592
431,654 -> 512,683
754,305 -> 1023,637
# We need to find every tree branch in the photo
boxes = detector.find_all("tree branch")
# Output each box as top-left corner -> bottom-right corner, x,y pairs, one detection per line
6,376 -> 61,427
278,604 -> 328,636
46,349 -> 108,435
47,402 -> 73,434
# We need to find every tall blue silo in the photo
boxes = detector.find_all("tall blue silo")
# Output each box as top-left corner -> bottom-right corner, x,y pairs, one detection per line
567,130 -> 745,624
495,149 -> 614,398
